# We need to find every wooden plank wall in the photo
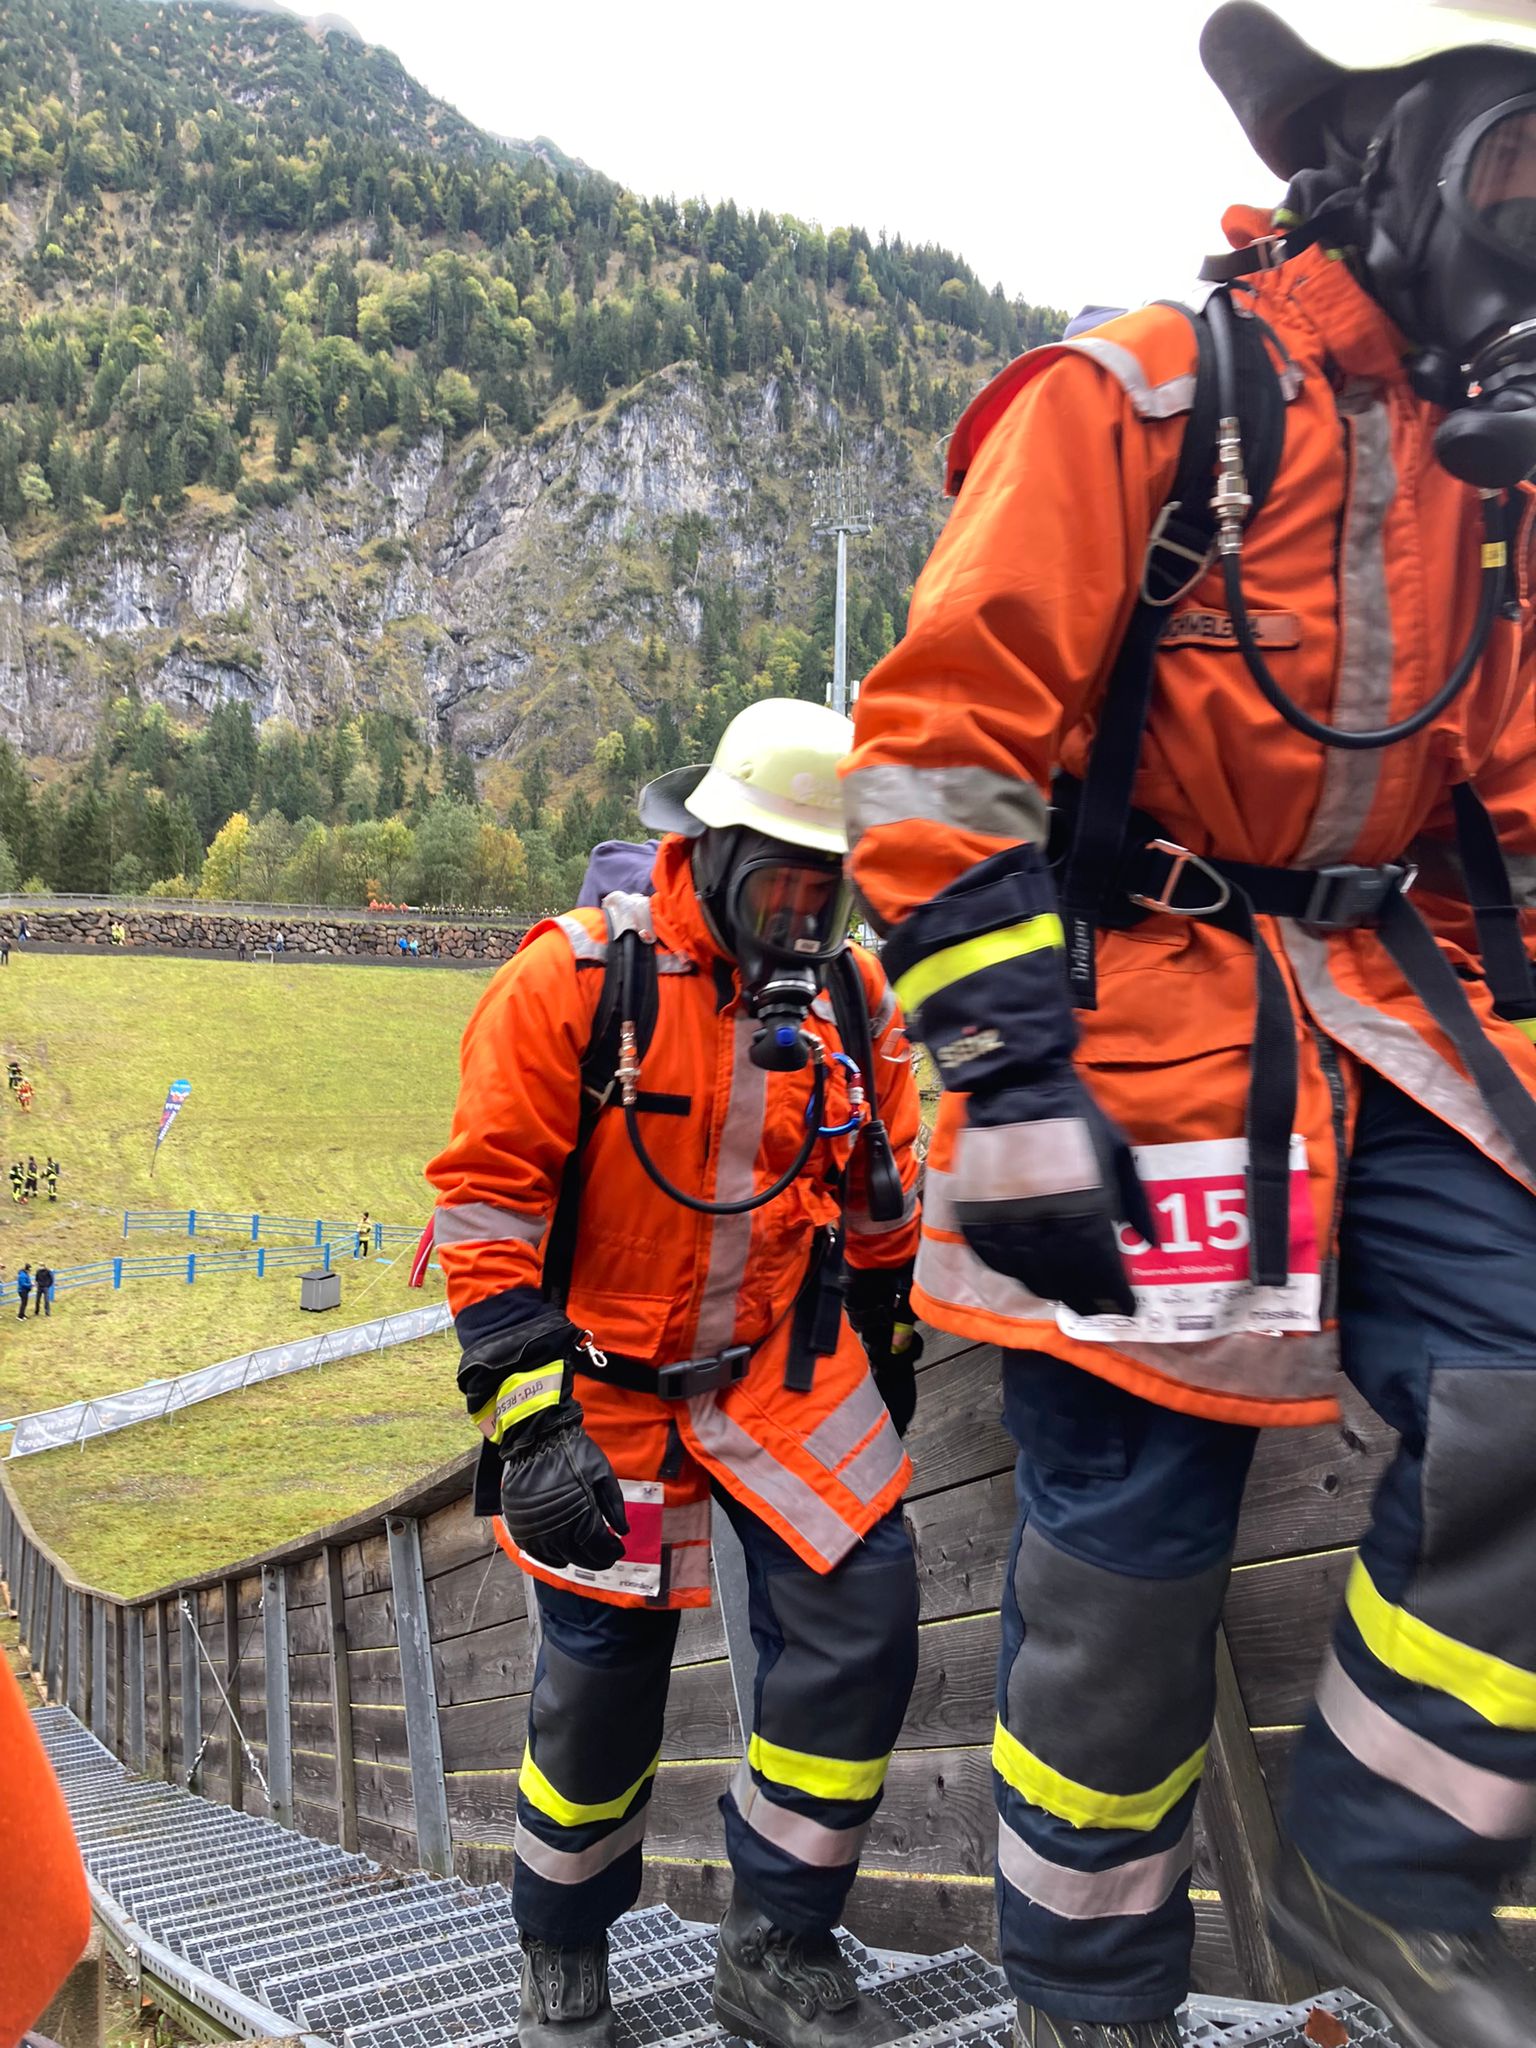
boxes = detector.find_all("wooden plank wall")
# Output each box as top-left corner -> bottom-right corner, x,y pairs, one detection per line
7,1335 -> 1532,1989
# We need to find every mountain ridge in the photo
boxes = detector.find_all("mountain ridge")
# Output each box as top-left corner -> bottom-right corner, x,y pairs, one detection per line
0,0 -> 1064,902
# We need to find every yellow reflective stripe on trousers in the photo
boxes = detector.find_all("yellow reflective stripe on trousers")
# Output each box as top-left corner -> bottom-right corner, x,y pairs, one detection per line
518,1748 -> 661,1828
894,914 -> 1064,1018
1346,1559 -> 1536,1731
473,1364 -> 564,1445
748,1733 -> 890,1804
993,1717 -> 1207,1833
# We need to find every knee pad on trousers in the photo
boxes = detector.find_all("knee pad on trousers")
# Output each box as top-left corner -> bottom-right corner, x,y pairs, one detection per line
755,1508 -> 919,1762
1000,1522 -> 1228,1821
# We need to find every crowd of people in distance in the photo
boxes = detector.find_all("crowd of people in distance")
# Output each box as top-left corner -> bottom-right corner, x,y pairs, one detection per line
8,1156 -> 59,1205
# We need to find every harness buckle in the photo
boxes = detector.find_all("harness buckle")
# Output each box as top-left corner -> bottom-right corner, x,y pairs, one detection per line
654,1344 -> 751,1401
1140,504 -> 1216,607
1129,840 -> 1233,919
1300,863 -> 1417,932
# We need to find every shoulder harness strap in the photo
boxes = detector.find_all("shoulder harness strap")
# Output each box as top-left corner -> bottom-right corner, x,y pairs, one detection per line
1058,290 -> 1289,1009
543,895 -> 665,1310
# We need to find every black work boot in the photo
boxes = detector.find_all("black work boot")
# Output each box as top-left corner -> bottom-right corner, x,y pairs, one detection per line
1015,2006 -> 1182,2046
713,1887 -> 895,2048
518,1934 -> 615,2048
1269,1844 -> 1536,2048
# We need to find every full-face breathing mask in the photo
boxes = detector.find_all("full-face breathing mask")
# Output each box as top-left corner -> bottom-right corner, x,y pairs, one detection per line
696,831 -> 854,1073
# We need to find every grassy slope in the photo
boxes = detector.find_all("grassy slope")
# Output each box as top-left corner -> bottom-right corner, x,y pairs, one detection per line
1,952 -> 492,1593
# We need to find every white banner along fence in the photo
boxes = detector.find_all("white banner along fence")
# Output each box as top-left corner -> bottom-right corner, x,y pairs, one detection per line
1,1300 -> 453,1457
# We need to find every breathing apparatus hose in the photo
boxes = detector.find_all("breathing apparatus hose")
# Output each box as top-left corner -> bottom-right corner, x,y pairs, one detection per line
613,924 -> 831,1216
1206,288 -> 1509,753
622,1062 -> 828,1215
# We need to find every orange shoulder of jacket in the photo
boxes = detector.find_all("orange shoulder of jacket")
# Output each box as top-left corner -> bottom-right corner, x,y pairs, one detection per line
0,1666 -> 91,2043
946,302 -> 1204,495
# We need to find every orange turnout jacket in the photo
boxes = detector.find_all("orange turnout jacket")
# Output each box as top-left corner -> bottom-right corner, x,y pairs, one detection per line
846,232 -> 1536,1432
427,835 -> 921,1607
0,1665 -> 90,2048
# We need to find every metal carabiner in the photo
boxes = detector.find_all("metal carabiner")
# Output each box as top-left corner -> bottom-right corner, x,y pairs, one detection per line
808,1050 -> 866,1138
1128,840 -> 1232,918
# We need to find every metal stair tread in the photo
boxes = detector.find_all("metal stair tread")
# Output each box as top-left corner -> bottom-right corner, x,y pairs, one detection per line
31,1707 -> 1405,2048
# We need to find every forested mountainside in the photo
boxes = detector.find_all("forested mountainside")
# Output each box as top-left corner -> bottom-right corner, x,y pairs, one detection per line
0,0 -> 1065,909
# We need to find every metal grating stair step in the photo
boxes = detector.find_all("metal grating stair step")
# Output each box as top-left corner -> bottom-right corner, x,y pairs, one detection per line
34,1706 -> 1403,2048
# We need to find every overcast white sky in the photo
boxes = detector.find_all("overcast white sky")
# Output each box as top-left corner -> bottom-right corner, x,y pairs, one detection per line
297,0 -> 1498,313
300,0 -> 1308,313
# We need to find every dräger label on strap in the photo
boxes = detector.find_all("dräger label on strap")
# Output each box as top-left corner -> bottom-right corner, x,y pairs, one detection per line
523,1479 -> 665,1598
1162,610 -> 1302,651
1058,1135 -> 1320,1346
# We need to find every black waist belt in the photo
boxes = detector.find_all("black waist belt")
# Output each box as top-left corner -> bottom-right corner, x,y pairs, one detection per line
1112,834 -> 1536,1289
576,1344 -> 751,1401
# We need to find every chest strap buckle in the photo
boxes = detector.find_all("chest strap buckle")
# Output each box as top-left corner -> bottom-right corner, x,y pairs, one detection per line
1301,863 -> 1417,931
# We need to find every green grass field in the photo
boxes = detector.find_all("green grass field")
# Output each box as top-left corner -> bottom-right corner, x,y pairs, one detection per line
0,952 -> 494,1592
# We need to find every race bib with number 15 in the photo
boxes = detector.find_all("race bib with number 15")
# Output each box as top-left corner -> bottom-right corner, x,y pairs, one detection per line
1057,1135 -> 1321,1345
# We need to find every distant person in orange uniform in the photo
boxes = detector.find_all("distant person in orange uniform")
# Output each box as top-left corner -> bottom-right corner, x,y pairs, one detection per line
429,701 -> 922,2048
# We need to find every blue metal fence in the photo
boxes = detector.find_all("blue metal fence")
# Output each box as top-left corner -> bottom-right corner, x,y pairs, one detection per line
0,1238 -> 338,1305
121,1210 -> 418,1250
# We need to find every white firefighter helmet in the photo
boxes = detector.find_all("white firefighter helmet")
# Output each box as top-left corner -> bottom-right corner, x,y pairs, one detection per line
638,697 -> 855,855
1204,3 -> 1536,176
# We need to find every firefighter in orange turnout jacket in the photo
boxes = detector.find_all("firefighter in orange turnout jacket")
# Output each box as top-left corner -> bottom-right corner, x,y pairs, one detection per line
428,701 -> 921,2048
847,8 -> 1536,2046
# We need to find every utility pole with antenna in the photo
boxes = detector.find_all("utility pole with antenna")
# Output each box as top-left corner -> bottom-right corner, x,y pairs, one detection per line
812,460 -> 872,717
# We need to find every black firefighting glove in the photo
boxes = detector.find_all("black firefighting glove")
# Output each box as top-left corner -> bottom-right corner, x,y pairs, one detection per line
884,845 -> 1153,1321
460,1308 -> 629,1573
498,1398 -> 629,1573
846,1262 -> 923,1435
954,1068 -> 1156,1319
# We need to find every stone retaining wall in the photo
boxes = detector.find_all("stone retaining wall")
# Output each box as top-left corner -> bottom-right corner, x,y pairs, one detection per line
0,906 -> 533,960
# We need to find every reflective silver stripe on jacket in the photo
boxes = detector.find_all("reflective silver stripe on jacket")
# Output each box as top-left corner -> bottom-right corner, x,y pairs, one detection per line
434,1201 -> 547,1248
952,1118 -> 1100,1202
846,1185 -> 919,1238
513,1804 -> 650,1884
693,1013 -> 767,1356
842,764 -> 1049,847
553,910 -> 692,975
1280,922 -> 1532,1190
915,1201 -> 1340,1404
663,1497 -> 714,1592
601,891 -> 656,942
837,1415 -> 908,1504
1066,334 -> 1198,421
686,1399 -> 862,1569
554,914 -> 607,962
1316,1652 -> 1536,1840
870,981 -> 898,1038
804,1375 -> 889,1470
1299,390 -> 1397,866
1408,836 -> 1536,913
729,1761 -> 871,1868
997,1813 -> 1194,1922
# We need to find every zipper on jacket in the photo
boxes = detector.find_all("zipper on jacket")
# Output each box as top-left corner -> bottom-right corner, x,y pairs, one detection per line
1309,1023 -> 1349,1326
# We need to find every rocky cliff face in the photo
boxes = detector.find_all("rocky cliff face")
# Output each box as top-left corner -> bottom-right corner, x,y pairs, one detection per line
2,368 -> 945,767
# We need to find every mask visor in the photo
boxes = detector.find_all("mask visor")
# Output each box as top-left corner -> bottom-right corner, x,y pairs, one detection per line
1452,96 -> 1536,270
730,859 -> 851,964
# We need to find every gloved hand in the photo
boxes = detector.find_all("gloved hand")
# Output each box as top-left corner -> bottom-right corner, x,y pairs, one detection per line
952,1066 -> 1155,1320
883,845 -> 1153,1321
459,1306 -> 629,1571
499,1397 -> 630,1572
846,1264 -> 924,1435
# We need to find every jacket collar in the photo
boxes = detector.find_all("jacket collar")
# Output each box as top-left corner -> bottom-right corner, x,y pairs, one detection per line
649,833 -> 734,968
1255,241 -> 1412,387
